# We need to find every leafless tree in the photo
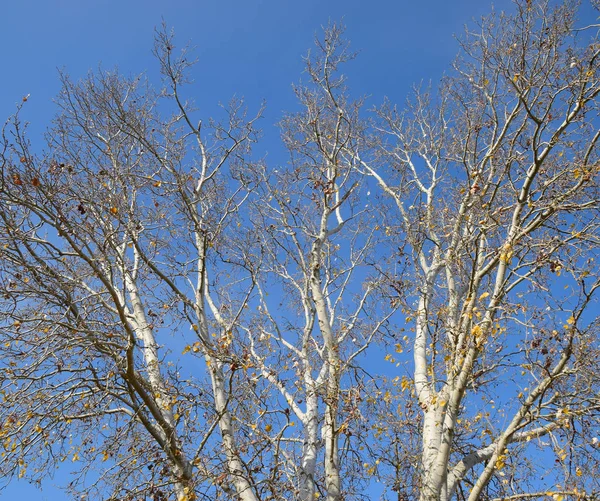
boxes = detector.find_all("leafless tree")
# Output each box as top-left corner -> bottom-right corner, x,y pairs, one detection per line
349,1 -> 600,499
1,26 -> 264,501
242,32 -> 394,500
1,2 -> 600,501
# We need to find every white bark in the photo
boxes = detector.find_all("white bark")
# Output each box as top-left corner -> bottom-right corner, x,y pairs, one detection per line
208,354 -> 259,501
195,231 -> 259,501
299,388 -> 319,501
122,245 -> 194,500
310,233 -> 341,501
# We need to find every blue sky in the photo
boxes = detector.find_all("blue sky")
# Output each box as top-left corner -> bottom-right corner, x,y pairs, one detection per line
0,0 -> 518,150
0,0 -> 551,499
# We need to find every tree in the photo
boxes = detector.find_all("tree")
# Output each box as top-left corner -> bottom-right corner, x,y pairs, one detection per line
245,34 -> 392,500
1,2 -> 599,501
1,28 -> 264,501
352,1 -> 600,499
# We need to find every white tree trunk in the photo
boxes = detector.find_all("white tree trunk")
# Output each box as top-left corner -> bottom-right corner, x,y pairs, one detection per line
323,393 -> 341,501
208,354 -> 259,501
299,389 -> 319,501
310,236 -> 342,501
125,270 -> 193,500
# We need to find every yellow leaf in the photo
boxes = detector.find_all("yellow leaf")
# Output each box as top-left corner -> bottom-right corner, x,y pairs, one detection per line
566,316 -> 575,325
479,292 -> 490,300
384,390 -> 392,403
576,466 -> 583,477
265,424 -> 272,432
500,247 -> 513,264
182,345 -> 191,355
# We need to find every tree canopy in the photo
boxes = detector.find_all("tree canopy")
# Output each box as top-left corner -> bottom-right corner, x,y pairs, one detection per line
1,1 -> 600,500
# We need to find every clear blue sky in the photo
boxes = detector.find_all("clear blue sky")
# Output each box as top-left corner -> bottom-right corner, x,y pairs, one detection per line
0,0 -> 530,499
0,0 -> 519,149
